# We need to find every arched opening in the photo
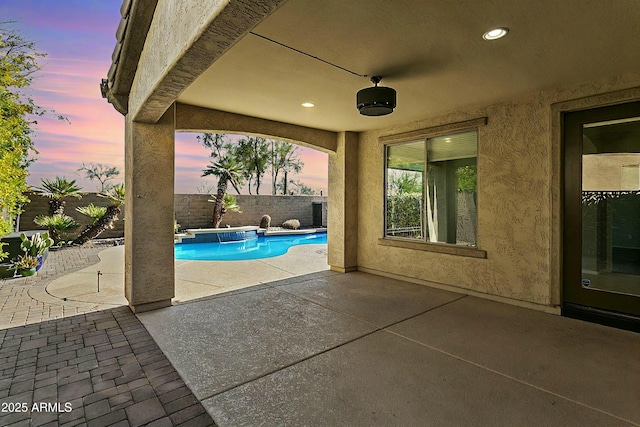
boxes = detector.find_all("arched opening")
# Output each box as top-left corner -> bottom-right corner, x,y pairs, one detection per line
171,128 -> 330,302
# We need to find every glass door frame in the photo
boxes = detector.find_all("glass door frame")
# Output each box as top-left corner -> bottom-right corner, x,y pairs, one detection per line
563,101 -> 640,326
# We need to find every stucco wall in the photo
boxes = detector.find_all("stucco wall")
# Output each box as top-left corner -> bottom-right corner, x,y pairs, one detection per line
357,73 -> 640,309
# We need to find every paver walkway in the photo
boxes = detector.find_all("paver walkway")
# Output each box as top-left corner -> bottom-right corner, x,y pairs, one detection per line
0,306 -> 214,426
0,245 -> 215,426
0,245 -> 122,330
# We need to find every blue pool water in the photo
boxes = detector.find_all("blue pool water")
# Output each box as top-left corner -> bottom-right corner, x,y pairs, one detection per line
175,233 -> 327,261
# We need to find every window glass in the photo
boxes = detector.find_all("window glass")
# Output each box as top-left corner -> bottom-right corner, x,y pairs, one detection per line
385,141 -> 425,239
384,130 -> 478,247
426,131 -> 477,246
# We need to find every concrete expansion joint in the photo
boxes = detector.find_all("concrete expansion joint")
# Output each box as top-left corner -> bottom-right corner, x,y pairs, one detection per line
199,294 -> 471,403
200,325 -> 382,402
272,283 -> 468,331
197,288 -> 473,402
384,327 -> 638,427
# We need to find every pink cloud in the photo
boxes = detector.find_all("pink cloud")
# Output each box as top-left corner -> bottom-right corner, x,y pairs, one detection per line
8,3 -> 327,197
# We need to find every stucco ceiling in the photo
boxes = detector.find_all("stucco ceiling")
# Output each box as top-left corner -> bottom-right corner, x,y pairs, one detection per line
177,0 -> 640,132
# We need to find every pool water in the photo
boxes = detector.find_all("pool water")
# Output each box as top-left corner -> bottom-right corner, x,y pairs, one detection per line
174,233 -> 327,261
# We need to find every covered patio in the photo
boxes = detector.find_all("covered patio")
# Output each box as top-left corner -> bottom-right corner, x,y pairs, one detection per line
103,0 -> 640,322
1,265 -> 638,425
93,0 -> 640,424
138,272 -> 639,426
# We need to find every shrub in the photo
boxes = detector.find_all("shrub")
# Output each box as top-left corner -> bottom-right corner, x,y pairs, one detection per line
20,232 -> 53,257
34,214 -> 79,244
76,204 -> 107,225
281,219 -> 300,230
260,215 -> 271,228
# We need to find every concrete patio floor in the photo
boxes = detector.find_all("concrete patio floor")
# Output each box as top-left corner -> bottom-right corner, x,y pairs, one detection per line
45,243 -> 329,307
2,245 -> 639,426
139,271 -> 640,427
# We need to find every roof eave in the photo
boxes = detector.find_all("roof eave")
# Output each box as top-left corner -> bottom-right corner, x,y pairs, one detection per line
102,0 -> 159,116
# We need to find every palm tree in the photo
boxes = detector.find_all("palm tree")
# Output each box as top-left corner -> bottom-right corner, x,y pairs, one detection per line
33,177 -> 84,215
72,184 -> 125,245
202,157 -> 242,228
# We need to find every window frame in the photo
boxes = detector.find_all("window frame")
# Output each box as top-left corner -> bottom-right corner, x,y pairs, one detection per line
380,117 -> 488,258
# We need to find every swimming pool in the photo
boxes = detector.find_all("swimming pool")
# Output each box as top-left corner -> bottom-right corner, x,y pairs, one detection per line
174,233 -> 327,261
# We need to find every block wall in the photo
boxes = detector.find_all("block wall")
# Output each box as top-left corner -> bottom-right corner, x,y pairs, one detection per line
19,193 -> 329,238
173,194 -> 328,229
18,193 -> 124,239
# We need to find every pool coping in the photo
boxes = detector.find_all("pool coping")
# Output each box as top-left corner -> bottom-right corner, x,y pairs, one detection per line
175,226 -> 327,243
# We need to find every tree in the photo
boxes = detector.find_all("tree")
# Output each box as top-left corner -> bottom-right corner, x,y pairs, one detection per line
270,141 -> 303,195
198,132 -> 226,159
0,147 -> 28,236
198,133 -> 243,194
276,177 -> 316,195
388,169 -> 422,196
73,184 -> 125,245
291,179 -> 316,195
33,177 -> 84,216
202,157 -> 243,228
195,182 -> 216,194
0,23 -> 47,235
386,169 -> 423,238
78,162 -> 120,191
235,136 -> 270,194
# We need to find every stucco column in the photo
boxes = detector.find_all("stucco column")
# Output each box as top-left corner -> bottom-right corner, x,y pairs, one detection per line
328,131 -> 358,272
124,105 -> 175,312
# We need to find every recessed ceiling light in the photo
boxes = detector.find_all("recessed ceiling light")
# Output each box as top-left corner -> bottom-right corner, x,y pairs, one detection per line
301,102 -> 315,108
482,27 -> 509,41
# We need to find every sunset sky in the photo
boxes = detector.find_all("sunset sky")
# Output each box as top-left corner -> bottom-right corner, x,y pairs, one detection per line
1,1 -> 328,194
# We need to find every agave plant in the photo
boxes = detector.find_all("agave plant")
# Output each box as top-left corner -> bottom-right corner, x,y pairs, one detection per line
73,184 -> 125,245
34,214 -> 79,244
14,254 -> 39,270
33,177 -> 84,215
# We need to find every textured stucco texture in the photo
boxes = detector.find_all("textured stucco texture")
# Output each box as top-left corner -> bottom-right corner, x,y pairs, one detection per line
357,73 -> 640,308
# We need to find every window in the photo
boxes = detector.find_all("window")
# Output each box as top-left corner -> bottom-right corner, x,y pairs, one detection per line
385,130 -> 478,247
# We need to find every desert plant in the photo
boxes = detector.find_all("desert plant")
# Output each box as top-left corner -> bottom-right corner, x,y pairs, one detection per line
259,214 -> 271,228
202,157 -> 243,228
14,254 -> 39,270
34,214 -> 79,243
281,219 -> 300,230
76,204 -> 107,225
19,232 -> 53,257
223,194 -> 241,214
33,177 -> 84,215
72,184 -> 125,245
174,219 -> 181,233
